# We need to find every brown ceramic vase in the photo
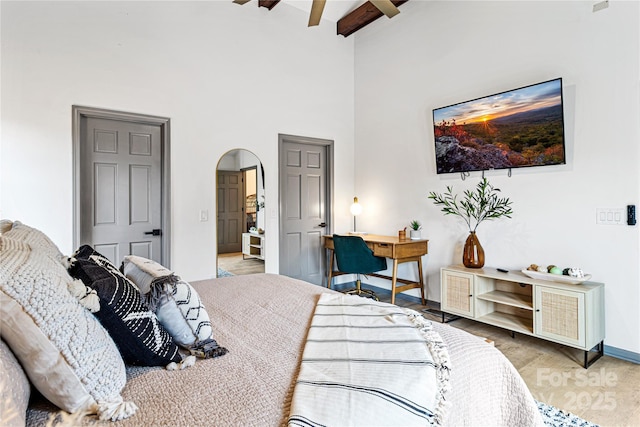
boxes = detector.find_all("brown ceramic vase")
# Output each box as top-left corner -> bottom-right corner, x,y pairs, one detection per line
463,231 -> 485,268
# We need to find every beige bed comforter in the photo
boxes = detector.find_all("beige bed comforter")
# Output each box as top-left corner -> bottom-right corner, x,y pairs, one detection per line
26,273 -> 543,426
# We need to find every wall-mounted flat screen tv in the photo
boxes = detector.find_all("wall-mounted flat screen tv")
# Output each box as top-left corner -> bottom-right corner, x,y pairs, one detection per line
432,78 -> 566,174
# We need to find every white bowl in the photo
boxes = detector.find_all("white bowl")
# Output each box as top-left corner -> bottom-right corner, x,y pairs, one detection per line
520,269 -> 591,285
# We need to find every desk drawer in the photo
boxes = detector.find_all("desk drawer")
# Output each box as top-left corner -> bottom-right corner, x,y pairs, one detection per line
396,241 -> 428,258
373,243 -> 393,257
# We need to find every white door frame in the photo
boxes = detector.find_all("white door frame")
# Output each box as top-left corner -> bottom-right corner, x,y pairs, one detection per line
71,106 -> 171,266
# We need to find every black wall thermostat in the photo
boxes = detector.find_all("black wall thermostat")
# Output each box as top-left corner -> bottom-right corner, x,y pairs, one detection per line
628,205 -> 636,226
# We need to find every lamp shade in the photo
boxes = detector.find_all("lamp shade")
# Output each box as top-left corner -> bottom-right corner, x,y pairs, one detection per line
350,197 -> 362,216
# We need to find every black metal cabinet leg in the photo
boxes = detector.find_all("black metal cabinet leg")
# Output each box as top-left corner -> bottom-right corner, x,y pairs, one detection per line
584,341 -> 604,369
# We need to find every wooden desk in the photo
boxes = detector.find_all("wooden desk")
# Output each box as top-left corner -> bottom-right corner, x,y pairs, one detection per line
323,234 -> 428,305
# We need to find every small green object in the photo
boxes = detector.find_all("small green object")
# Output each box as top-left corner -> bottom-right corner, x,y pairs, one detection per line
550,266 -> 563,275
410,220 -> 422,230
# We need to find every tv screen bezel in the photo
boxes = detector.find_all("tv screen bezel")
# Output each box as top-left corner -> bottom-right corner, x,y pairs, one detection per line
432,78 -> 566,175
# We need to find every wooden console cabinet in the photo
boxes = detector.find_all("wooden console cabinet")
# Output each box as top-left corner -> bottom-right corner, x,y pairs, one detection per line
441,265 -> 605,368
242,233 -> 264,260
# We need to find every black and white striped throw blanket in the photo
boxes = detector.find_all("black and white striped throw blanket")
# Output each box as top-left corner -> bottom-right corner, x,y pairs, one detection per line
288,293 -> 451,427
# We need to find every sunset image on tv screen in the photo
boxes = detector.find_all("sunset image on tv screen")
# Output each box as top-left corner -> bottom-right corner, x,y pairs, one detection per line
432,78 -> 565,174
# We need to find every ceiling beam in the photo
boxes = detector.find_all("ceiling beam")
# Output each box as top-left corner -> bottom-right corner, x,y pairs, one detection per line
337,0 -> 408,37
258,0 -> 280,10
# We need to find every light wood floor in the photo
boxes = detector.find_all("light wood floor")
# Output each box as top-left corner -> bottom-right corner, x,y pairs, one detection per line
217,252 -> 264,275
386,293 -> 640,427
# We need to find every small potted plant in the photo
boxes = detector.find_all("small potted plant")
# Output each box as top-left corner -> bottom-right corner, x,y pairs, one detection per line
428,177 -> 513,268
409,220 -> 422,240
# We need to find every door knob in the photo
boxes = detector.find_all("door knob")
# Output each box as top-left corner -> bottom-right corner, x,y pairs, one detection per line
144,229 -> 162,236
318,222 -> 327,227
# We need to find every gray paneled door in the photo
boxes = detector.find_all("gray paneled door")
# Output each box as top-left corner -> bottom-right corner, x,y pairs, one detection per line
279,135 -> 332,286
77,113 -> 166,266
217,171 -> 243,253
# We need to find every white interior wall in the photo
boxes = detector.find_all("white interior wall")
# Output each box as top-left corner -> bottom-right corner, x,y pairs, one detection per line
0,1 -> 355,278
2,0 -> 638,357
353,1 -> 640,355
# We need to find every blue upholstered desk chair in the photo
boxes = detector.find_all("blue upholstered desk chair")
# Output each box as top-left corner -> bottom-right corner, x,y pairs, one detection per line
331,234 -> 387,301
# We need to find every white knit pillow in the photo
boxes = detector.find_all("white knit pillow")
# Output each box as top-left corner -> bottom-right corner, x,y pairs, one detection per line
0,219 -> 12,234
0,220 -> 100,312
0,236 -> 137,421
2,220 -> 65,261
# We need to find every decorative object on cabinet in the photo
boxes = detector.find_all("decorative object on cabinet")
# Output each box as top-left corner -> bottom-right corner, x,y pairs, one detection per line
521,268 -> 592,285
462,231 -> 484,268
242,232 -> 264,260
428,177 -> 513,268
440,265 -> 605,368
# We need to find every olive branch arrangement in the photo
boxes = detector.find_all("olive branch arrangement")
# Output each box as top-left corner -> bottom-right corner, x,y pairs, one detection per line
428,177 -> 513,233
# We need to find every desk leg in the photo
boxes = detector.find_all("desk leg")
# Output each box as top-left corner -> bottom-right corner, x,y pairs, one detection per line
391,259 -> 399,305
327,248 -> 334,289
417,257 -> 425,305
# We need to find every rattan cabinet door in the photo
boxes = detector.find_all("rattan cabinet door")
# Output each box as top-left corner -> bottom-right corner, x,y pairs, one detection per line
535,286 -> 585,347
441,270 -> 475,317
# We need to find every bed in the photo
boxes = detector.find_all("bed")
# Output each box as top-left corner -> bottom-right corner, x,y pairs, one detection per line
19,273 -> 541,426
1,221 -> 543,427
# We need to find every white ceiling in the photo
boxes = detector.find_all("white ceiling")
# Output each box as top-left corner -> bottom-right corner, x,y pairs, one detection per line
280,0 -> 362,22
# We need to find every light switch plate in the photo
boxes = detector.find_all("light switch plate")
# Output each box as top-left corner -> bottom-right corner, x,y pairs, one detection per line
596,208 -> 625,225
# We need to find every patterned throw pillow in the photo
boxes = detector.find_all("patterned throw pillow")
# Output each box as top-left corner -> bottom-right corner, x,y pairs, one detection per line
0,237 -> 135,421
122,255 -> 227,357
68,246 -> 182,367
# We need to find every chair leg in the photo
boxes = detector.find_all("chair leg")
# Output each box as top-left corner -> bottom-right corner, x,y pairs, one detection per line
343,274 -> 379,301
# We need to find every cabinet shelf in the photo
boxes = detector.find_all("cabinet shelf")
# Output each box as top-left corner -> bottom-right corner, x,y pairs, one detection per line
477,311 -> 533,334
476,290 -> 533,311
242,233 -> 265,260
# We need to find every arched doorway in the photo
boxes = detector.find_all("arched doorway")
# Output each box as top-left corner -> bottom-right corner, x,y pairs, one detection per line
216,149 -> 265,277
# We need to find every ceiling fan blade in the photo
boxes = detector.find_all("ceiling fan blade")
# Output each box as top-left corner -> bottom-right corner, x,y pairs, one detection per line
233,0 -> 252,5
370,0 -> 400,18
308,0 -> 326,27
